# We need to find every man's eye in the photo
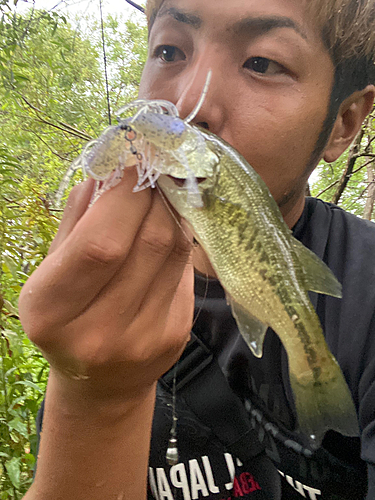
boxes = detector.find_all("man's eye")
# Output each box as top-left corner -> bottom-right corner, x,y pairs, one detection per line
244,57 -> 285,75
156,45 -> 185,63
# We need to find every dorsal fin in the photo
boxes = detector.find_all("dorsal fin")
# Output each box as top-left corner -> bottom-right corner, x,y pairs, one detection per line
293,240 -> 342,298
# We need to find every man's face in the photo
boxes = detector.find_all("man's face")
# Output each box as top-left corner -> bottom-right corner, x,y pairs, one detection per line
139,0 -> 335,222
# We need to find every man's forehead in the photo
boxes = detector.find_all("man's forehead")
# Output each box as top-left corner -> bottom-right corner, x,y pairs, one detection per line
158,5 -> 202,29
147,0 -> 307,19
148,0 -> 313,43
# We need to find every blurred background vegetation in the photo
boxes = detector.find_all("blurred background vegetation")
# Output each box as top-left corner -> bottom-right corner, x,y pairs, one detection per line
0,0 -> 374,497
0,1 -> 147,496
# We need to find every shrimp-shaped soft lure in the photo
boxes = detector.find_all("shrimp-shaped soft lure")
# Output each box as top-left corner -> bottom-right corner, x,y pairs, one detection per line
61,71 -> 218,207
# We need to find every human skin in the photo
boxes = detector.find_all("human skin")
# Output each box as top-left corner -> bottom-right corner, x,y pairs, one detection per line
20,1 -> 374,499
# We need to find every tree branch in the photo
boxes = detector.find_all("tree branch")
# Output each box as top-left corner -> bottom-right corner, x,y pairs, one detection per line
17,94 -> 93,141
345,185 -> 369,212
352,158 -> 375,175
23,128 -> 71,162
357,153 -> 375,159
125,0 -> 145,14
315,179 -> 339,198
331,128 -> 365,205
363,163 -> 375,220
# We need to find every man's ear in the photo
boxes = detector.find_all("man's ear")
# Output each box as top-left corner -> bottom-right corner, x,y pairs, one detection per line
323,85 -> 375,163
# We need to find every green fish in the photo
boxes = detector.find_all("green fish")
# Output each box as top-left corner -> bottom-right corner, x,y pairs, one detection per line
154,127 -> 359,447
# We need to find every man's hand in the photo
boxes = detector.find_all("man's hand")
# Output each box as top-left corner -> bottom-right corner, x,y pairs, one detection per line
20,168 -> 194,400
19,169 -> 194,500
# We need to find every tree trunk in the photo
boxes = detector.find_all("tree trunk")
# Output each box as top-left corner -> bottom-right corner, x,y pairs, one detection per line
363,162 -> 375,220
331,129 -> 365,205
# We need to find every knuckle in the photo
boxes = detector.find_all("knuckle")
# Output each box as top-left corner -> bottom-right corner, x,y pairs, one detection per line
19,303 -> 48,347
25,326 -> 42,345
138,226 -> 175,256
83,238 -> 125,265
127,342 -> 149,365
25,322 -> 52,351
165,334 -> 189,357
78,342 -> 109,368
173,233 -> 193,261
66,183 -> 83,207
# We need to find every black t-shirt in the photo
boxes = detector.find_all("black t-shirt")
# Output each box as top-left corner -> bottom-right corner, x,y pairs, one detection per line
149,198 -> 375,500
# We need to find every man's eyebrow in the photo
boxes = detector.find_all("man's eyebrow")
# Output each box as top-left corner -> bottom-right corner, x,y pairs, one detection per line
156,7 -> 202,29
231,16 -> 308,40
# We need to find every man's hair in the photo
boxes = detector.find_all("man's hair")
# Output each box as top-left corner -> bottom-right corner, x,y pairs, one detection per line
310,0 -> 375,64
146,0 -> 163,28
305,0 -> 375,161
307,0 -> 375,107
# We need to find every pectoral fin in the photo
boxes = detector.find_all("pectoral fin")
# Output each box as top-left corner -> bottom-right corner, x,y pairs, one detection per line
293,240 -> 342,298
227,295 -> 268,358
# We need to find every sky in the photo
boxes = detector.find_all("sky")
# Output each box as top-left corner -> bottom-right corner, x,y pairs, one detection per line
14,0 -> 145,22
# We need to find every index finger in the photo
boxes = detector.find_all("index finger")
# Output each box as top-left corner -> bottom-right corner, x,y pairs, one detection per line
48,178 -> 96,255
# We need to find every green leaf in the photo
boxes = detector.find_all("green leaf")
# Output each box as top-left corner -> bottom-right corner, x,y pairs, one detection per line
5,367 -> 17,379
3,329 -> 18,340
37,365 -> 47,381
29,434 -> 38,457
5,457 -> 21,489
2,254 -> 18,279
23,452 -> 36,467
3,299 -> 18,316
8,417 -> 28,438
13,380 -> 43,393
13,61 -> 28,68
0,179 -> 19,187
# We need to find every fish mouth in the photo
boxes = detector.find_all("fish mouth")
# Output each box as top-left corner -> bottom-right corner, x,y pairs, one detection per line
167,175 -> 207,187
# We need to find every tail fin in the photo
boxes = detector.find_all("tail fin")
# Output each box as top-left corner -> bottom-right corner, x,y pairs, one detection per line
289,363 -> 359,448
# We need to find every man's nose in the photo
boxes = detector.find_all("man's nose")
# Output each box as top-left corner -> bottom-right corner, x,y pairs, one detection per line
175,62 -> 225,135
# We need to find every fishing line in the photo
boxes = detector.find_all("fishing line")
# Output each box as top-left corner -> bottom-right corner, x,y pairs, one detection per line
154,184 -> 209,324
99,0 -> 112,125
166,361 -> 179,465
155,185 -> 193,244
155,183 -> 210,467
155,184 -> 210,326
153,69 -> 214,465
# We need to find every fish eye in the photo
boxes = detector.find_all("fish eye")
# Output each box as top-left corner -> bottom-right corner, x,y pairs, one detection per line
243,56 -> 286,75
155,45 -> 186,63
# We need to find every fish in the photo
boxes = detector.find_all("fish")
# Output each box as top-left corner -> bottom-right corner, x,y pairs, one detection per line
68,97 -> 359,448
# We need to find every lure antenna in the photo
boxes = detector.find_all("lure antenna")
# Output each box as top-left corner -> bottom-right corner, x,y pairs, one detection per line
124,0 -> 145,13
184,69 -> 212,124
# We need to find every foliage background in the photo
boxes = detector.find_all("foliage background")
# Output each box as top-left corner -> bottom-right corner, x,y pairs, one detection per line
0,3 -> 147,496
0,1 -> 374,498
